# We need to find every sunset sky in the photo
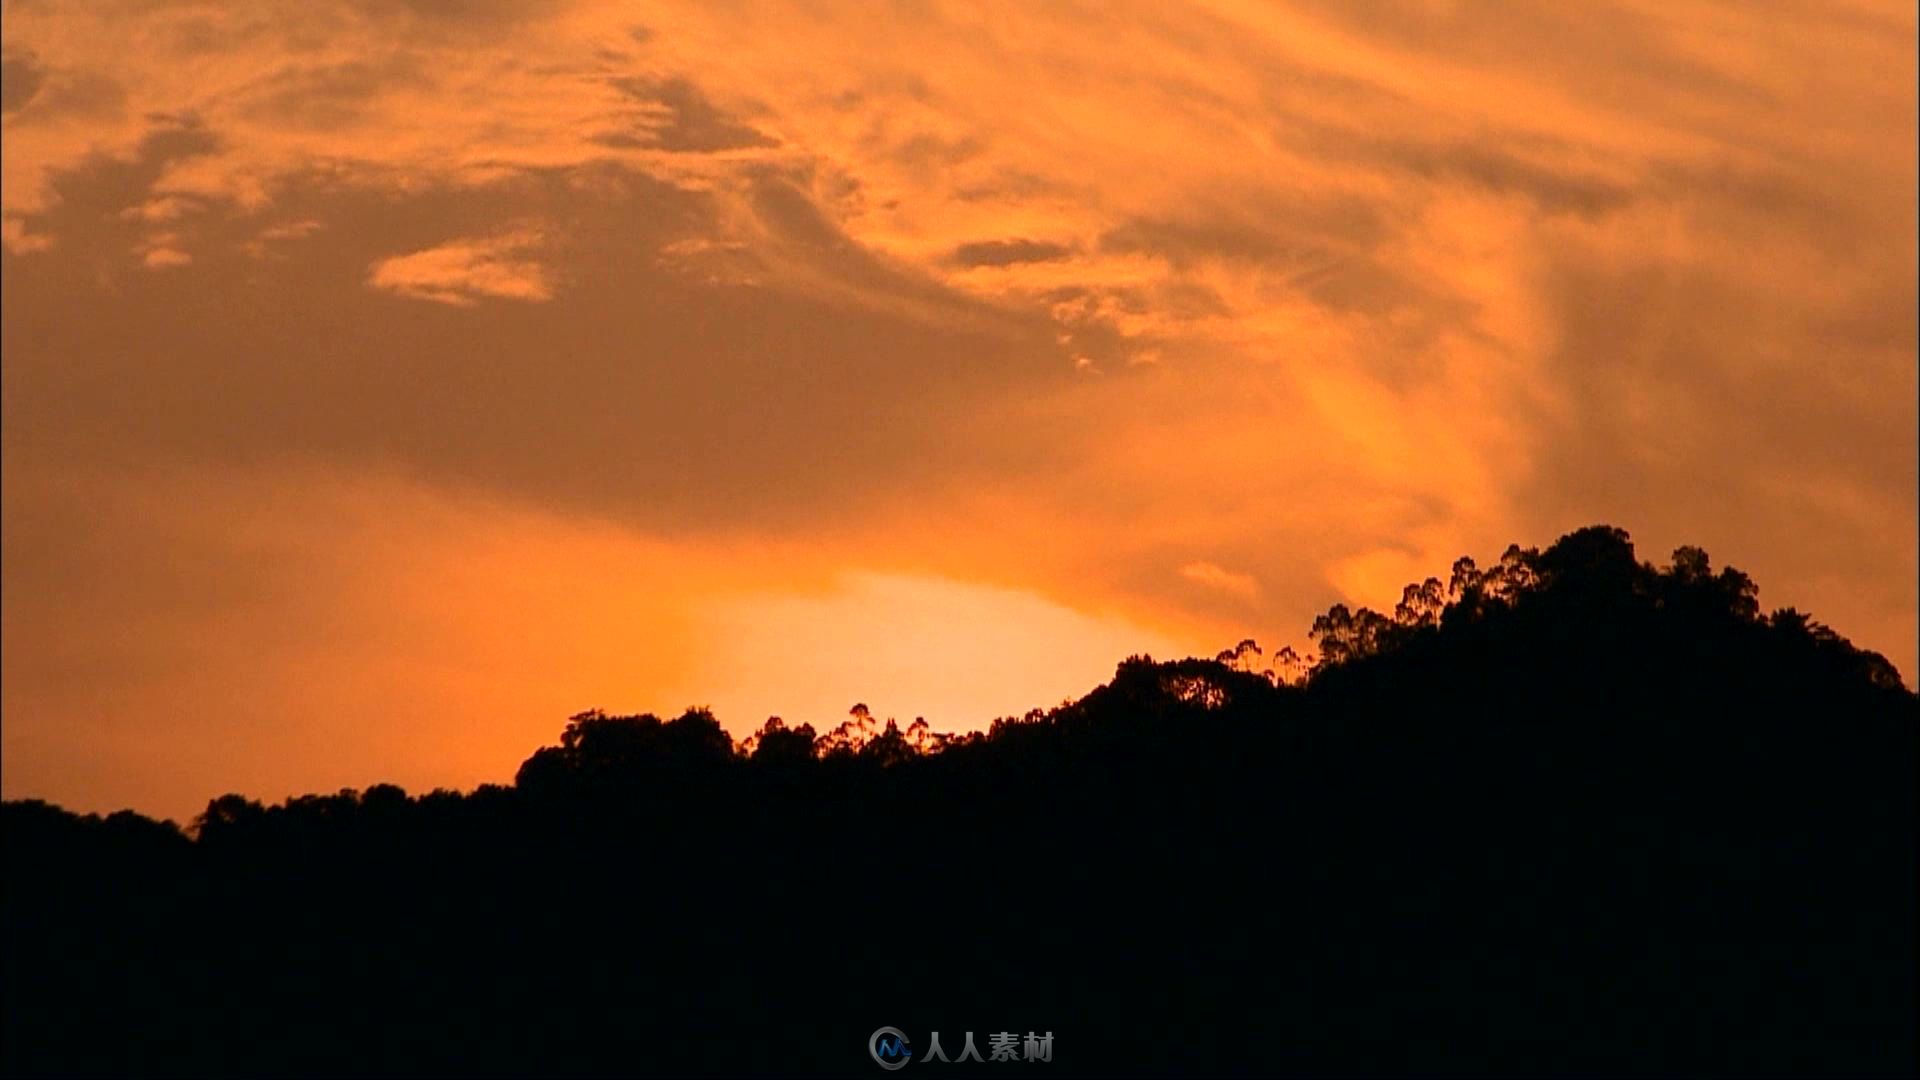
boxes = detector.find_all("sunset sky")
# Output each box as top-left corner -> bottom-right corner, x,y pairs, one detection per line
3,0 -> 1915,821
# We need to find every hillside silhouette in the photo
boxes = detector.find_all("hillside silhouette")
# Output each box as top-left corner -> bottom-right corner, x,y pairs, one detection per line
4,525 -> 1914,1076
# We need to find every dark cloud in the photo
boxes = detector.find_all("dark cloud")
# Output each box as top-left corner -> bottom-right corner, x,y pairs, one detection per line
1,63 -> 124,125
1393,141 -> 1634,218
238,57 -> 432,131
1,143 -> 1067,536
602,76 -> 776,153
947,238 -> 1073,267
1,50 -> 46,115
1270,111 -> 1641,220
1097,199 -> 1448,336
1098,188 -> 1387,266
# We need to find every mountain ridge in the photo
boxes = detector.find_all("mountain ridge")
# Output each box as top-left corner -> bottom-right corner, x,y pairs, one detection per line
4,523 -> 1915,1076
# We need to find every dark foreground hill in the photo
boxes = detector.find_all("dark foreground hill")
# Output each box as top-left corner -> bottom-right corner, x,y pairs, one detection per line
4,526 -> 1915,1076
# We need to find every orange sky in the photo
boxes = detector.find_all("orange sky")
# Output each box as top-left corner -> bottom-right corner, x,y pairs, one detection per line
4,0 -> 1915,822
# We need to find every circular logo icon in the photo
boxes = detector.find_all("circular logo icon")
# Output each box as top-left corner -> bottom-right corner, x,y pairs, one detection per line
869,1026 -> 913,1070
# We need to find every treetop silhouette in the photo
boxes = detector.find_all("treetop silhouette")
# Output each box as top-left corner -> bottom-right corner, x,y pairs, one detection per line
4,523 -> 1913,1076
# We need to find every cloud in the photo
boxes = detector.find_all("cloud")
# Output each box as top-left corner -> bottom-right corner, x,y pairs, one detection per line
596,76 -> 778,153
1,48 -> 46,115
244,219 -> 324,258
367,230 -> 553,305
1179,561 -> 1262,600
142,246 -> 191,269
947,238 -> 1074,268
1,0 -> 1913,818
1,217 -> 51,254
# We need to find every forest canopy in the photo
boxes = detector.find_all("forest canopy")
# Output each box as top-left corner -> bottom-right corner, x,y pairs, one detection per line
4,524 -> 1914,1076
7,524 -> 1909,839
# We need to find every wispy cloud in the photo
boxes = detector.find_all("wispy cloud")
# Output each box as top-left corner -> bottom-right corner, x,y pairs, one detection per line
2,0 -> 1913,818
1180,561 -> 1262,601
368,230 -> 553,306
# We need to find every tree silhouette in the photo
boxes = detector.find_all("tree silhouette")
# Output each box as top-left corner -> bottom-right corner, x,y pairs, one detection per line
3,524 -> 1913,1077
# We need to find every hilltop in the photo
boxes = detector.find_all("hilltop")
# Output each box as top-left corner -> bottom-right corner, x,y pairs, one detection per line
4,525 -> 1914,1076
